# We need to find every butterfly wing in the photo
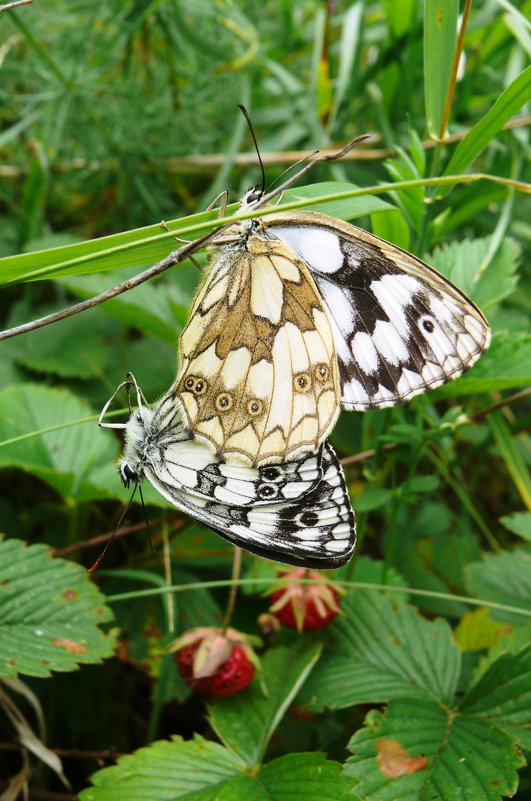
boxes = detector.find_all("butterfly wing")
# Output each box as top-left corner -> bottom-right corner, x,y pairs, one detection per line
175,233 -> 340,465
143,391 -> 325,506
144,438 -> 356,569
262,211 -> 491,410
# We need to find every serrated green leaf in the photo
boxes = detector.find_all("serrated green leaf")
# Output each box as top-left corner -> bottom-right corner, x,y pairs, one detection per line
299,591 -> 460,711
0,384 -> 119,503
345,698 -> 523,801
435,332 -> 531,396
461,645 -> 531,750
443,65 -> 531,180
208,640 -> 322,767
0,538 -> 116,678
79,735 -> 357,801
79,735 -> 246,801
59,270 -> 192,344
500,511 -> 531,541
431,236 -> 520,308
2,306 -> 112,380
465,550 -> 531,624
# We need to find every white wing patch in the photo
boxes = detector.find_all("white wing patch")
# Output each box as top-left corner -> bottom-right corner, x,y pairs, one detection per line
264,212 -> 491,409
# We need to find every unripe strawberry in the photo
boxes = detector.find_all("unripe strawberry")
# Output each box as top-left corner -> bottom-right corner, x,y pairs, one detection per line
171,627 -> 258,699
269,567 -> 343,632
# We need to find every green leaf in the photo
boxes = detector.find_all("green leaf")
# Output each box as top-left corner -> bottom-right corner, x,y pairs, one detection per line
435,332 -> 531,396
382,0 -> 415,38
0,184 -> 392,287
208,640 -> 322,767
424,0 -> 459,138
0,384 -> 118,503
0,538 -> 116,678
489,410 -> 531,509
500,511 -> 531,541
444,66 -> 531,178
79,736 -> 357,801
465,549 -> 531,625
371,208 -> 410,252
282,182 -> 393,221
461,645 -> 531,750
431,236 -> 520,308
345,698 -> 523,801
298,591 -> 460,711
59,270 -> 193,344
2,306 -> 113,380
352,487 -> 394,512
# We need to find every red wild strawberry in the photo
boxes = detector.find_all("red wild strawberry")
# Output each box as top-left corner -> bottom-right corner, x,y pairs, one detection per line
171,627 -> 258,699
269,567 -> 343,632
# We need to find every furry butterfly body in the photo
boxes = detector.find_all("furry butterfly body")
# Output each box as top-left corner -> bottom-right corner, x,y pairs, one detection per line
175,199 -> 490,465
107,380 -> 356,568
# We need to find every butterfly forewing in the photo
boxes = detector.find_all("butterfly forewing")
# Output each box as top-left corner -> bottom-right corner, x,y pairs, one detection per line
175,233 -> 340,466
260,211 -> 491,410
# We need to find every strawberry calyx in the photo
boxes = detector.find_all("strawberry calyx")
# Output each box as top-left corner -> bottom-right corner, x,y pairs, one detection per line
268,567 -> 344,632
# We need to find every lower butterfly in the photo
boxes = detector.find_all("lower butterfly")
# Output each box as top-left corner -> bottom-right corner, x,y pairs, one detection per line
100,374 -> 356,568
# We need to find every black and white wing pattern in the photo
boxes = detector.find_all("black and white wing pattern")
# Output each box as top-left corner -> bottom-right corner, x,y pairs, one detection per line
119,388 -> 356,568
257,211 -> 491,410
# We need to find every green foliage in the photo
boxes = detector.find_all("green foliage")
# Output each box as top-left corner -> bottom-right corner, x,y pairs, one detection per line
0,538 -> 117,678
0,0 -> 529,799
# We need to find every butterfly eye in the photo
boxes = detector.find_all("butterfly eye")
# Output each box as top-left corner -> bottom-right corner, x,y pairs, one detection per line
257,483 -> 279,500
294,372 -> 312,393
247,398 -> 264,417
314,363 -> 330,383
215,392 -> 233,411
419,315 -> 436,334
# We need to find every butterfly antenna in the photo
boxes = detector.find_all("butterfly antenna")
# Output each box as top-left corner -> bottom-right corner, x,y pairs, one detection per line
138,483 -> 154,555
268,149 -> 320,194
88,484 -> 138,573
238,104 -> 266,194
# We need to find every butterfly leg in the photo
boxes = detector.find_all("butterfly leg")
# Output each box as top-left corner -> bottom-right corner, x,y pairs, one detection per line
98,379 -> 133,429
160,221 -> 203,270
206,190 -> 228,217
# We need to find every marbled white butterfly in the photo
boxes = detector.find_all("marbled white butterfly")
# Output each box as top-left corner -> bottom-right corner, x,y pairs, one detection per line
100,375 -> 356,568
174,192 -> 491,466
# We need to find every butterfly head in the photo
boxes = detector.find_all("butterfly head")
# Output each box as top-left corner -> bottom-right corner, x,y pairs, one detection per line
119,405 -> 155,488
239,187 -> 264,210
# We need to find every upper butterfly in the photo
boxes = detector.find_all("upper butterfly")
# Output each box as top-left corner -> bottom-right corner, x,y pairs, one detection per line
175,185 -> 490,467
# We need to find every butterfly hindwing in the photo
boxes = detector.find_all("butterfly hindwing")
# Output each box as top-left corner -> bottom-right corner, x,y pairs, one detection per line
121,389 -> 356,568
257,211 -> 490,410
175,233 -> 340,466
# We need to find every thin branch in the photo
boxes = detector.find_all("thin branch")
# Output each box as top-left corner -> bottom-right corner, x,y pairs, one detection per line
222,547 -> 242,633
51,518 -> 165,557
0,136 -> 367,342
438,0 -> 473,141
0,0 -> 33,10
1,115 -> 529,177
0,227 -> 221,341
339,389 -> 531,468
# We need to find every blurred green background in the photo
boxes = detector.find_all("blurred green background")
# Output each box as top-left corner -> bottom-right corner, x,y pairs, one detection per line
0,0 -> 530,798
